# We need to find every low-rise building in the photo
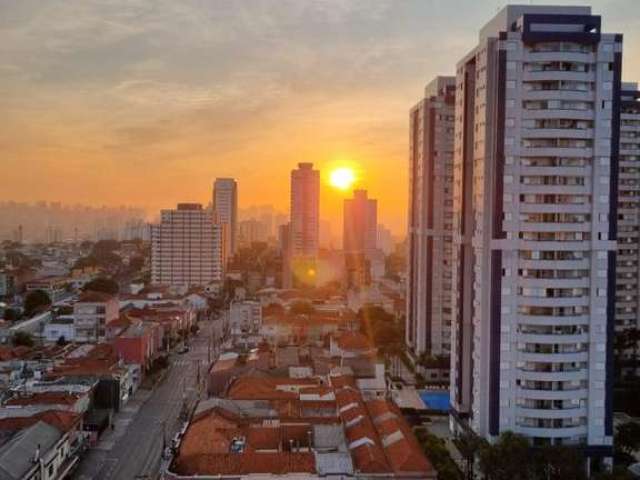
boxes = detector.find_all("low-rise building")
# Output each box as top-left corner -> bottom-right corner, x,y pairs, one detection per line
73,291 -> 119,343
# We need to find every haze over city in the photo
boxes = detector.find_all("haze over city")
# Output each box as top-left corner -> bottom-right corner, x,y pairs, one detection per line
2,0 -> 638,234
2,2 -> 640,480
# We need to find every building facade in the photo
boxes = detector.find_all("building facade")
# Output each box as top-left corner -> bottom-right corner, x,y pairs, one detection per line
406,76 -> 456,359
73,291 -> 120,343
449,6 -> 621,460
289,163 -> 320,286
616,83 -> 640,332
151,203 -> 224,287
344,190 -> 379,288
213,178 -> 238,260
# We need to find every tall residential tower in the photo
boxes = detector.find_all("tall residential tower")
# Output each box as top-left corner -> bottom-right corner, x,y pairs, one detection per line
213,178 -> 238,261
406,76 -> 456,359
288,163 -> 320,287
151,203 -> 224,287
448,6 -> 621,462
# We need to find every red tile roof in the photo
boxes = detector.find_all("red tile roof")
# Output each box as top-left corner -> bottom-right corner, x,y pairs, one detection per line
0,410 -> 80,433
78,291 -> 115,302
5,392 -> 83,407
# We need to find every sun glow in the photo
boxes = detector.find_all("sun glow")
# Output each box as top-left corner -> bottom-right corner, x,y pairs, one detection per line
329,167 -> 356,190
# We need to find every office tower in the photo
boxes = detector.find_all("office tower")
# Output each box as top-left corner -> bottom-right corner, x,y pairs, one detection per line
616,83 -> 640,332
288,163 -> 320,286
449,6 -> 621,461
406,76 -> 456,360
151,203 -> 224,287
213,178 -> 238,260
278,223 -> 292,288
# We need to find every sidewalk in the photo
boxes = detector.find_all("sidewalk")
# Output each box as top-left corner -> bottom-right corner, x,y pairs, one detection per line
92,388 -> 154,452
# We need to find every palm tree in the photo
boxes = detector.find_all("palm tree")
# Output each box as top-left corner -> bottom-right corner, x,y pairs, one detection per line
455,431 -> 482,480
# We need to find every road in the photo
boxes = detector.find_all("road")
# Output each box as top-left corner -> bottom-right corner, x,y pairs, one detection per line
75,331 -> 211,480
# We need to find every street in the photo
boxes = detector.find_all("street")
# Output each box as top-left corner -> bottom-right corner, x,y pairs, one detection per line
74,331 -> 211,480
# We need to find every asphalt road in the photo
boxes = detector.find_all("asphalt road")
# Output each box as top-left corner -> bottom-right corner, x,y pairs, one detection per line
74,333 -> 211,480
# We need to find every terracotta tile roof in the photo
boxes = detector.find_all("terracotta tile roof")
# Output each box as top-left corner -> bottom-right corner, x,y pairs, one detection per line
173,408 -> 316,476
0,410 -> 80,433
227,377 -> 320,401
5,392 -> 82,407
336,331 -> 373,351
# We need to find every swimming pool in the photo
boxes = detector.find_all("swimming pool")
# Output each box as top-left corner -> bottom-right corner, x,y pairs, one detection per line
419,390 -> 450,412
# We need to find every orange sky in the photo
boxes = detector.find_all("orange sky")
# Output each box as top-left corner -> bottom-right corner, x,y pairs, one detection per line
1,0 -> 639,235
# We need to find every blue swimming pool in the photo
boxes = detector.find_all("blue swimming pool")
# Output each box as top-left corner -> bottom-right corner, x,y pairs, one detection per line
419,390 -> 450,411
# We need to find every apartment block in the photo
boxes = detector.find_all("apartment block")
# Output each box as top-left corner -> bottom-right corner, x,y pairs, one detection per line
449,6 -> 622,460
151,203 -> 224,287
406,76 -> 456,359
288,163 -> 320,287
616,83 -> 640,331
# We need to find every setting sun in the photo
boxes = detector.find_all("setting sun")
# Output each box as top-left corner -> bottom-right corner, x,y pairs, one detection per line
329,167 -> 356,191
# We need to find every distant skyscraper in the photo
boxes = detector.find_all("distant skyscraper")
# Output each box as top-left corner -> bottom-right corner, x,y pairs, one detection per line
151,203 -> 224,286
344,190 -> 377,255
288,163 -> 320,286
406,76 -> 456,360
343,190 -> 378,287
448,6 -> 621,462
213,178 -> 238,260
376,224 -> 394,255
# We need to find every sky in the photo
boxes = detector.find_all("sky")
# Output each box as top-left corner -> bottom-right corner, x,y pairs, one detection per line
1,0 -> 638,235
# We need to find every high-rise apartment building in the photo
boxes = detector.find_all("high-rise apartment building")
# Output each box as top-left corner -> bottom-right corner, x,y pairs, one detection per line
213,178 -> 238,260
344,190 -> 378,288
344,190 -> 377,254
448,6 -> 621,460
616,83 -> 640,332
406,76 -> 456,359
288,163 -> 320,286
151,203 -> 224,287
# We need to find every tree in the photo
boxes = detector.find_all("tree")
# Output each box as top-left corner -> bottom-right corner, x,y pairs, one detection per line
454,431 -> 483,480
24,289 -> 51,317
478,432 -> 533,480
616,421 -> 640,457
533,445 -> 586,480
2,308 -> 20,322
13,331 -> 34,347
83,277 -> 119,295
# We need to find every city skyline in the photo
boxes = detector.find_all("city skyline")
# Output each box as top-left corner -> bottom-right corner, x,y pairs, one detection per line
2,1 -> 639,235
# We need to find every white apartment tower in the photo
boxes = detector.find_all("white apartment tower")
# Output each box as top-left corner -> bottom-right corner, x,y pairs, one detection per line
449,6 -> 622,462
151,203 -> 224,287
213,178 -> 238,260
288,163 -> 320,286
406,76 -> 456,359
616,83 -> 640,332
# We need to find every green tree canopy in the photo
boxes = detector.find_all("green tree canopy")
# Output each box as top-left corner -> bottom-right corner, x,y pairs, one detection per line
83,277 -> 119,295
13,331 -> 34,347
24,289 -> 51,317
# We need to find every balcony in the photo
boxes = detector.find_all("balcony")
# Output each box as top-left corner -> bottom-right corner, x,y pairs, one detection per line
515,425 -> 588,438
517,369 -> 588,382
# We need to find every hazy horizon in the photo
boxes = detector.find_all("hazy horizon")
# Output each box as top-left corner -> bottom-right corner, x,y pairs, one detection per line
1,0 -> 638,235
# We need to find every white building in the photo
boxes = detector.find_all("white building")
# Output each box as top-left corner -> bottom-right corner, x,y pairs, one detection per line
288,163 -> 320,287
151,203 -> 225,287
213,178 -> 238,260
448,5 -> 621,464
229,300 -> 262,337
73,291 -> 119,343
406,76 -> 456,359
